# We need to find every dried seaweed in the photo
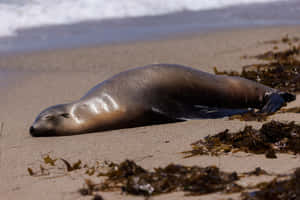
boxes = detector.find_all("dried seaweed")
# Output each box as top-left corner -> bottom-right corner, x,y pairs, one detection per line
92,194 -> 104,200
279,107 -> 300,113
27,155 -> 85,176
241,168 -> 300,200
28,156 -> 298,198
214,37 -> 300,93
79,179 -> 99,196
43,155 -> 57,166
241,167 -> 268,177
229,107 -> 300,122
79,179 -> 104,199
79,160 -> 291,197
96,160 -> 241,196
27,164 -> 50,177
61,159 -> 82,172
183,121 -> 300,158
229,111 -> 269,122
27,168 -> 34,176
262,35 -> 300,44
253,45 -> 300,61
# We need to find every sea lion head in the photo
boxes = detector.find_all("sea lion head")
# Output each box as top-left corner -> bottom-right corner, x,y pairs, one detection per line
30,104 -> 76,137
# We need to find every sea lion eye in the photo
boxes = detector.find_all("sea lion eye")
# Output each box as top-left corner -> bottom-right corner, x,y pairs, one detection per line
61,113 -> 70,118
45,115 -> 55,120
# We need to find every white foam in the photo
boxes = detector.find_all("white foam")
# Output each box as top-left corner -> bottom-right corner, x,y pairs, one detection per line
0,0 -> 285,37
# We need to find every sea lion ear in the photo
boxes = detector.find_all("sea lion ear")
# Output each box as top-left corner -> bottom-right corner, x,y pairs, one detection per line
61,113 -> 70,118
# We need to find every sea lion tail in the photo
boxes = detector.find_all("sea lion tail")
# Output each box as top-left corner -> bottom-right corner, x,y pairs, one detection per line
261,92 -> 296,113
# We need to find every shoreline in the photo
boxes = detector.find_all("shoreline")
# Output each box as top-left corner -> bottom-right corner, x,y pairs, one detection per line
0,25 -> 300,73
0,24 -> 298,57
0,25 -> 299,200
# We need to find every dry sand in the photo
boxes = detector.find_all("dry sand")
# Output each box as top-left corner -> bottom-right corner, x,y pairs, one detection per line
0,26 -> 299,200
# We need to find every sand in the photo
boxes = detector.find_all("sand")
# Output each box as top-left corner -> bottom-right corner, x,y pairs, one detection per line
0,25 -> 299,200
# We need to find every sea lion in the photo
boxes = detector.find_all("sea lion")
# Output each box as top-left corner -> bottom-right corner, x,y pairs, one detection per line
29,64 -> 295,137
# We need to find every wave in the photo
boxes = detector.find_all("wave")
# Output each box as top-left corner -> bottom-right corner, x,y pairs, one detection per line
0,0 -> 285,37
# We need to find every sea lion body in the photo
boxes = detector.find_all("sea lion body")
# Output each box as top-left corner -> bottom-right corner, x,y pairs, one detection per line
30,64 -> 295,136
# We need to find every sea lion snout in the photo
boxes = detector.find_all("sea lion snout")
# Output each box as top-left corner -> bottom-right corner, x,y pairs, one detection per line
29,125 -> 44,137
29,125 -> 58,137
29,126 -> 36,136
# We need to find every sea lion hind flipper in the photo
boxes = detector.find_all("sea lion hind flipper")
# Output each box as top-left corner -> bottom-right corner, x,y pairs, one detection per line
279,92 -> 296,102
261,92 -> 295,113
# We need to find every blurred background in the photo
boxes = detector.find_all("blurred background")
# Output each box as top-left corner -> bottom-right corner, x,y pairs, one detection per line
0,0 -> 299,54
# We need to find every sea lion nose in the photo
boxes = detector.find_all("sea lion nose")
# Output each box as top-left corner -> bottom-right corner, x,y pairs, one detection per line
29,126 -> 36,137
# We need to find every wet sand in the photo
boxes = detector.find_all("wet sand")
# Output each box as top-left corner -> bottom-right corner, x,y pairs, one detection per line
0,26 -> 299,200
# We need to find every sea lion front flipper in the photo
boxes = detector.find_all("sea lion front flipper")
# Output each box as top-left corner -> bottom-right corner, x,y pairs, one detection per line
151,104 -> 250,120
261,92 -> 296,113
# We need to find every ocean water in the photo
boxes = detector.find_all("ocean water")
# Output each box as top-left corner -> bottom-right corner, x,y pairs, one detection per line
0,0 -> 287,37
0,0 -> 299,54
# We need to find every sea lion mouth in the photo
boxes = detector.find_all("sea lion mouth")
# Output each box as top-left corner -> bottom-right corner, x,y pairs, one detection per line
29,126 -> 57,137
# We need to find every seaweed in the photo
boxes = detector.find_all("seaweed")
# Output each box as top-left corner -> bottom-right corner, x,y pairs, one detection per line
96,160 -> 241,196
43,155 -> 57,166
92,194 -> 104,200
214,36 -> 300,94
253,45 -> 300,61
279,107 -> 300,113
262,35 -> 300,44
228,107 -> 300,122
27,168 -> 34,176
79,161 -> 289,197
79,179 -> 104,200
183,121 -> 300,158
28,156 -> 298,198
241,168 -> 300,200
229,111 -> 269,122
61,159 -> 82,172
27,155 -> 85,176
27,164 -> 50,177
265,149 -> 277,159
79,179 -> 99,196
241,167 -> 268,177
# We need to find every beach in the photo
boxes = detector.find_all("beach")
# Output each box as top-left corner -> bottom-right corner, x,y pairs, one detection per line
0,25 -> 299,199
